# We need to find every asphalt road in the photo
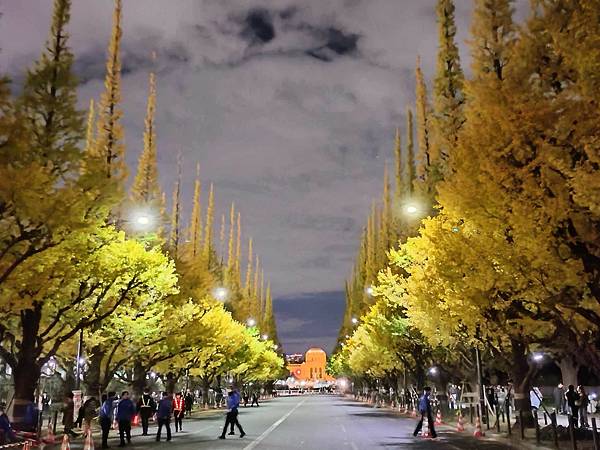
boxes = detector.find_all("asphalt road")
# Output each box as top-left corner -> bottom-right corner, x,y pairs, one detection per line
65,395 -> 518,449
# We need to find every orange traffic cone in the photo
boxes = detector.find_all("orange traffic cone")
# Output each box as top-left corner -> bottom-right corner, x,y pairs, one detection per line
83,428 -> 95,450
473,415 -> 484,437
61,434 -> 70,450
457,412 -> 465,432
132,414 -> 140,427
435,409 -> 443,425
411,405 -> 418,417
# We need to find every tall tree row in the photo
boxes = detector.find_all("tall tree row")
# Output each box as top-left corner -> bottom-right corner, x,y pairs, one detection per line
0,0 -> 283,418
335,0 -> 600,422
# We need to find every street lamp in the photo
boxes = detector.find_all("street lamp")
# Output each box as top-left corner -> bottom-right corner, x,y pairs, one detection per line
428,366 -> 438,376
247,318 -> 256,327
532,352 -> 544,362
136,215 -> 150,226
351,317 -> 358,325
365,286 -> 374,297
261,334 -> 268,341
405,204 -> 418,215
213,287 -> 228,302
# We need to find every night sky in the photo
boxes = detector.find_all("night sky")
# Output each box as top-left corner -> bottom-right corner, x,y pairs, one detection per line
0,0 -> 527,355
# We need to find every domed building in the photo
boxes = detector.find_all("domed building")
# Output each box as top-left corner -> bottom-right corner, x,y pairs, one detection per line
286,347 -> 335,382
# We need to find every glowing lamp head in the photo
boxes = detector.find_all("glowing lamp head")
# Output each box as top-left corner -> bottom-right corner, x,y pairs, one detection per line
532,353 -> 544,362
247,318 -> 256,327
214,287 -> 228,301
428,367 -> 438,375
365,286 -> 374,296
406,205 -> 418,214
262,334 -> 268,341
351,317 -> 358,325
136,215 -> 150,225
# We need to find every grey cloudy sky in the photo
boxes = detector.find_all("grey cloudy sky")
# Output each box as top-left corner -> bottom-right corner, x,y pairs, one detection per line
0,0 -> 527,354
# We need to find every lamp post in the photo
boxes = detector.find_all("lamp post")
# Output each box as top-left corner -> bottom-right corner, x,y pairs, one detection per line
75,330 -> 84,390
475,347 -> 486,423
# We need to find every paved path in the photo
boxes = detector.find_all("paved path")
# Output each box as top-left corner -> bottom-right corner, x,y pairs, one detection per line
62,395 -> 518,449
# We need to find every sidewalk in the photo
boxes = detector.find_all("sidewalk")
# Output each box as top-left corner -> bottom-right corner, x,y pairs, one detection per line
348,396 -> 600,450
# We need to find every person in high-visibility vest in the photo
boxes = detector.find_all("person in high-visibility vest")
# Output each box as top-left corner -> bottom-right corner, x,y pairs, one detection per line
172,392 -> 185,432
136,388 -> 156,436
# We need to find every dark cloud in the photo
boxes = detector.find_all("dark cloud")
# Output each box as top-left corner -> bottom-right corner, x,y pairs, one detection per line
243,9 -> 276,44
274,291 -> 345,354
0,0 -> 530,353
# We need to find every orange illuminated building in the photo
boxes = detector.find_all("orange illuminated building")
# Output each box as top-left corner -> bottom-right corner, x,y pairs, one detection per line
286,348 -> 335,382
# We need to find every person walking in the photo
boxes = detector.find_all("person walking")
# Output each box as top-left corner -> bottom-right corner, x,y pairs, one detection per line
116,391 -> 135,447
137,388 -> 156,436
219,389 -> 245,439
577,386 -> 589,428
172,392 -> 185,432
413,386 -> 437,438
553,383 -> 565,414
81,396 -> 99,431
99,392 -> 117,449
565,384 -> 580,428
62,392 -> 78,438
156,392 -> 172,442
250,392 -> 260,407
184,391 -> 194,415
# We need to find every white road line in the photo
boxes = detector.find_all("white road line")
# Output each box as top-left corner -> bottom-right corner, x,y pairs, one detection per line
350,442 -> 359,450
340,424 -> 347,434
243,398 -> 307,450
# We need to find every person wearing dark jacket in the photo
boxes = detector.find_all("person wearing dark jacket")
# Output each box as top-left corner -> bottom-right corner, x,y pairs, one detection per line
99,392 -> 117,449
184,391 -> 193,415
136,388 -> 156,436
0,404 -> 16,444
116,391 -> 135,447
565,384 -> 580,428
219,389 -> 245,439
413,387 -> 437,438
156,392 -> 172,442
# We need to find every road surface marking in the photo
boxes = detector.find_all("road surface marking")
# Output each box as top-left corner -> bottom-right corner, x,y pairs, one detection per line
340,424 -> 347,434
350,442 -> 359,450
243,398 -> 307,450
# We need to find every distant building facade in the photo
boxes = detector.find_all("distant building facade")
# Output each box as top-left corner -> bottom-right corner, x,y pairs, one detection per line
286,348 -> 335,382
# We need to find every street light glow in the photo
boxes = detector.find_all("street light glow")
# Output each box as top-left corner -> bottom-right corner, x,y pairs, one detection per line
262,334 -> 268,341
532,352 -> 544,362
428,367 -> 438,375
247,318 -> 256,327
365,286 -> 374,296
213,287 -> 228,302
405,204 -> 418,214
351,317 -> 358,325
136,215 -> 150,225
